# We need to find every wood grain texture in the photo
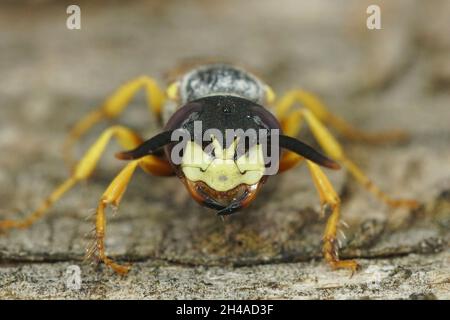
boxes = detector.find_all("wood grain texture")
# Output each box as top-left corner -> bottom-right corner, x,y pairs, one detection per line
0,0 -> 449,299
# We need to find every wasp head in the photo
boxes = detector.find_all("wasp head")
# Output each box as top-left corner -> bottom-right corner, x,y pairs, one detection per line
116,95 -> 339,216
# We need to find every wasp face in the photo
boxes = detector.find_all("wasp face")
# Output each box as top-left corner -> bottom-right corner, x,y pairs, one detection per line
180,136 -> 267,214
164,95 -> 281,215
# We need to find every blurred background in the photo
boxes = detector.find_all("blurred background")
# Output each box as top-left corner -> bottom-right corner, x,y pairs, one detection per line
0,0 -> 449,299
0,0 -> 449,169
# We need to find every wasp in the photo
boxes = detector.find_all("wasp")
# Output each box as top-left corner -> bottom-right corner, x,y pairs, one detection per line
0,62 -> 418,274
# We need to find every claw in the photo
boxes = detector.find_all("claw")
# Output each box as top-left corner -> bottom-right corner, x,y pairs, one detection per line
108,261 -> 132,275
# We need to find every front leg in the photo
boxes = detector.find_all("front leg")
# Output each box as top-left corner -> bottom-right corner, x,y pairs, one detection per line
306,160 -> 359,273
91,161 -> 139,275
90,155 -> 173,275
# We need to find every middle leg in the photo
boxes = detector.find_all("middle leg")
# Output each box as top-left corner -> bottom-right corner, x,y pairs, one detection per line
0,125 -> 143,231
64,76 -> 166,168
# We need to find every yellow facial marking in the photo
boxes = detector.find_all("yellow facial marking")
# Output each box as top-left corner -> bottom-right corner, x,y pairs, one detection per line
181,138 -> 265,192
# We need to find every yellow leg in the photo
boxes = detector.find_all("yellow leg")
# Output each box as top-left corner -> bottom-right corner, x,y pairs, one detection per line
138,155 -> 174,176
279,104 -> 305,137
306,160 -> 359,272
0,125 -> 143,231
275,89 -> 407,143
284,109 -> 419,209
90,154 -> 173,275
0,178 -> 77,230
278,152 -> 305,173
93,160 -> 139,275
64,76 -> 166,168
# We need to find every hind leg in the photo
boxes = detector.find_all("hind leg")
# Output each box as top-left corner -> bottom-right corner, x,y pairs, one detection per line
275,89 -> 408,144
64,76 -> 166,168
279,108 -> 418,209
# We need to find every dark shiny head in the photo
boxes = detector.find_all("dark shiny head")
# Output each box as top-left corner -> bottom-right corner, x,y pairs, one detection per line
164,95 -> 281,143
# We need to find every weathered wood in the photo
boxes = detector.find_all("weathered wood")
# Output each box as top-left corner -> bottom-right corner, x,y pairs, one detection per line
0,0 -> 449,299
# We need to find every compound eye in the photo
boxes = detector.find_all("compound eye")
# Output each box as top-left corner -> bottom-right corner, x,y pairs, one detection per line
249,105 -> 282,131
164,102 -> 203,131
